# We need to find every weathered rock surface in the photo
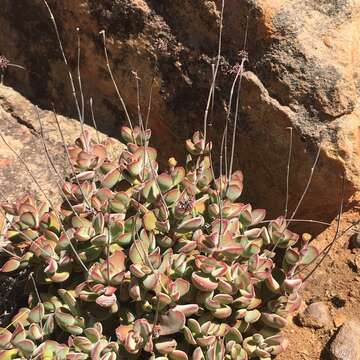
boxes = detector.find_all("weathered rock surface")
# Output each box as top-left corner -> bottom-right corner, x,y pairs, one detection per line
0,0 -> 359,225
298,301 -> 333,329
0,84 -> 119,202
330,319 -> 360,360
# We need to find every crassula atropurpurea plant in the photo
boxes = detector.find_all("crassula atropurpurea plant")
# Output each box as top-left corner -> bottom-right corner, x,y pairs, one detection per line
0,127 -> 319,360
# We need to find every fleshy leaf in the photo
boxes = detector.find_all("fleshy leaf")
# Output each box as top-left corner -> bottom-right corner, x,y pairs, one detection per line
159,310 -> 186,336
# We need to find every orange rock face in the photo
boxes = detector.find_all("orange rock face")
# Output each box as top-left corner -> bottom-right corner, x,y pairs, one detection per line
0,0 -> 359,226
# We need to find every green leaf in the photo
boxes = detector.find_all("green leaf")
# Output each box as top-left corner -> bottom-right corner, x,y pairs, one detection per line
143,211 -> 157,231
129,239 -> 148,265
171,167 -> 185,186
28,303 -> 45,323
300,245 -> 319,265
0,349 -> 18,360
20,212 -> 38,228
157,173 -> 173,192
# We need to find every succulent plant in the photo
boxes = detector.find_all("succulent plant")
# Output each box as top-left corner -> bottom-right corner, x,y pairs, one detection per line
0,127 -> 319,359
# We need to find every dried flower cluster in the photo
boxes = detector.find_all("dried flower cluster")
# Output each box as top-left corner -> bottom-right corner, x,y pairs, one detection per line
0,56 -> 10,70
0,127 -> 318,359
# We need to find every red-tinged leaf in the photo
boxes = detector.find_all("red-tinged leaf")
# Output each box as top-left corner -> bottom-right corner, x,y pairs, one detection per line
121,126 -> 134,143
116,325 -> 133,343
177,216 -> 204,234
76,171 -> 95,181
251,209 -> 266,225
283,278 -> 302,293
158,293 -> 172,308
44,258 -> 58,275
0,328 -> 12,347
192,347 -> 205,360
73,336 -> 93,353
261,313 -> 288,329
127,158 -> 143,177
102,168 -> 121,189
20,212 -> 38,228
171,167 -> 185,186
107,250 -> 126,279
0,259 -> 20,273
300,245 -> 319,265
159,309 -> 186,336
142,272 -> 159,290
266,275 -> 280,293
11,323 -> 26,344
196,336 -> 216,347
54,308 -> 76,327
178,241 -> 197,253
11,308 -> 30,327
66,352 -> 88,360
100,352 -> 117,360
155,339 -> 177,355
89,263 -> 105,283
96,294 -> 117,308
74,227 -> 94,242
191,272 -> 218,292
172,279 -> 190,297
64,324 -> 84,336
91,144 -> 107,164
169,350 -> 189,360
157,173 -> 173,191
164,188 -> 180,205
16,339 -> 36,356
50,272 -> 70,283
28,323 -> 42,341
95,188 -> 113,202
173,304 -> 199,317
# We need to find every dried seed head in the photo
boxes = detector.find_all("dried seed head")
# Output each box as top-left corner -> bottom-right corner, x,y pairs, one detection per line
0,56 -> 10,70
228,63 -> 242,75
238,49 -> 249,61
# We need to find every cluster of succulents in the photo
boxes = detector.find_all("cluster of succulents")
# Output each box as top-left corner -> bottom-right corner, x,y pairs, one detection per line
0,127 -> 318,359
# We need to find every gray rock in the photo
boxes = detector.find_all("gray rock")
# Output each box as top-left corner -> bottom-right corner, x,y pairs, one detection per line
298,302 -> 332,329
330,320 -> 360,360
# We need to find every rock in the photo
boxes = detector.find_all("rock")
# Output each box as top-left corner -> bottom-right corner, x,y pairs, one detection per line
0,84 -> 121,203
298,302 -> 333,329
330,320 -> 360,360
333,312 -> 348,328
347,254 -> 360,273
350,233 -> 360,249
0,0 -> 359,224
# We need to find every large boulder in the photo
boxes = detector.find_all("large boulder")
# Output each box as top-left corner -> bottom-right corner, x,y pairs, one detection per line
0,84 -> 120,202
0,0 -> 359,225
